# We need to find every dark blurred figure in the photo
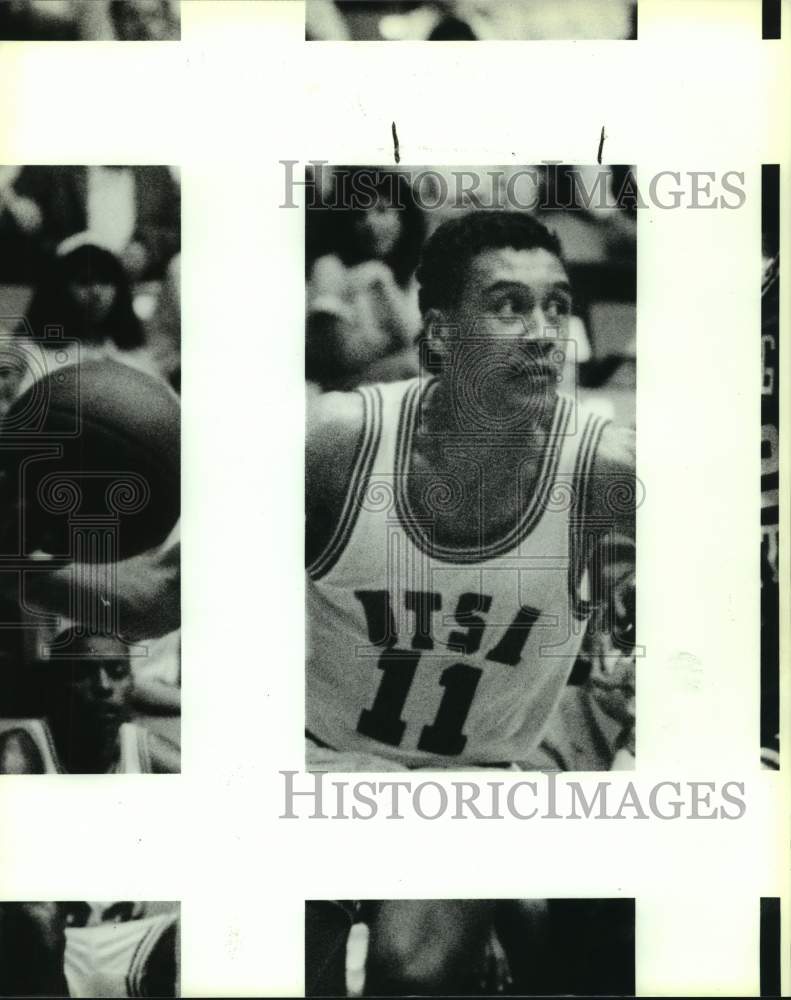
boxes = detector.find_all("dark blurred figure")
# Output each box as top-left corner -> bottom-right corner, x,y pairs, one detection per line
0,167 -> 43,282
306,167 -> 424,390
0,903 -> 70,998
306,901 -> 355,996
0,0 -> 179,40
0,0 -> 84,40
11,165 -> 180,281
109,0 -> 180,40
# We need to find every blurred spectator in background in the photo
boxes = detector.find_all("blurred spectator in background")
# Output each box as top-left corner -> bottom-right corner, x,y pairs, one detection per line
20,233 -> 162,378
0,0 -> 179,40
307,167 -> 424,390
307,0 -> 637,41
109,0 -> 180,41
9,165 -> 180,281
131,628 -> 181,715
0,167 -> 42,282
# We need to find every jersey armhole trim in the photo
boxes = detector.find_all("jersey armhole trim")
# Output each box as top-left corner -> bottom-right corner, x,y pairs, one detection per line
307,385 -> 383,581
568,413 -> 610,619
126,918 -> 171,998
137,725 -> 153,775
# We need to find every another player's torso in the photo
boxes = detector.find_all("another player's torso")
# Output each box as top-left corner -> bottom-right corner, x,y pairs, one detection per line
307,378 -> 610,767
0,719 -> 152,774
64,911 -> 176,999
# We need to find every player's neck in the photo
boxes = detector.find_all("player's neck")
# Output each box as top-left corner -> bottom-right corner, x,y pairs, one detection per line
422,376 -> 556,441
54,723 -> 119,774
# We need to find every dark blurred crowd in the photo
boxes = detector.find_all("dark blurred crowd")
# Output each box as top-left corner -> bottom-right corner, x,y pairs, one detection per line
306,163 -> 636,427
0,0 -> 179,41
0,164 -> 181,391
307,0 -> 637,41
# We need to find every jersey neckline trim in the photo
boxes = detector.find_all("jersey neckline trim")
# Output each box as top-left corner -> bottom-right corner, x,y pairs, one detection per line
393,378 -> 572,564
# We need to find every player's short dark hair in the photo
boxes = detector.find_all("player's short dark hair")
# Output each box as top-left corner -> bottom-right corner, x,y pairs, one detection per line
416,210 -> 564,315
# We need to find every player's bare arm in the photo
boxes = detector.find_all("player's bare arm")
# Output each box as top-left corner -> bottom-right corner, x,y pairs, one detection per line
305,389 -> 366,566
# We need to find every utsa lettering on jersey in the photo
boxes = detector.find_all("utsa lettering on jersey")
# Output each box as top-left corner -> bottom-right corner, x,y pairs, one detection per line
306,210 -> 636,772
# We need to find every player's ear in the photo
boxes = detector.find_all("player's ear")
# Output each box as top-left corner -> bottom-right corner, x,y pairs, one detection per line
422,307 -> 456,369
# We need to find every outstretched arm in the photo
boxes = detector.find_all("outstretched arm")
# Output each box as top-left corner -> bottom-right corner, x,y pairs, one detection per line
306,390 -> 366,568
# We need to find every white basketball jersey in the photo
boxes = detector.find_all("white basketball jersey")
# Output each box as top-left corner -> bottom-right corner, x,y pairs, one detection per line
65,912 -> 176,999
307,377 -> 610,767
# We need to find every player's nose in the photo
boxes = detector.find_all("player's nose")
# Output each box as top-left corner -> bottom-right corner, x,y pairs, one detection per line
92,666 -> 114,696
516,307 -> 554,342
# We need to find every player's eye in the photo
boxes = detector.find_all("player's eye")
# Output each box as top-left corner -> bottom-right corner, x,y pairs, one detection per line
63,902 -> 90,928
493,293 -> 529,319
544,294 -> 572,320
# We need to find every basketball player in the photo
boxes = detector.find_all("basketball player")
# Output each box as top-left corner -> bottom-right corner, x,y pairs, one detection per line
0,634 -> 179,773
306,211 -> 634,994
307,209 -> 635,771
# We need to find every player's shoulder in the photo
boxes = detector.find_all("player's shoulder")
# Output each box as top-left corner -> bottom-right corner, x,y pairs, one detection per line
306,378 -> 415,475
305,379 -> 416,569
592,421 -> 635,478
306,387 -> 367,486
572,405 -> 635,532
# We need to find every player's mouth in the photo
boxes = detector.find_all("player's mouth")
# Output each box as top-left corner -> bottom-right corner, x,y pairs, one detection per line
507,354 -> 557,382
93,706 -> 126,727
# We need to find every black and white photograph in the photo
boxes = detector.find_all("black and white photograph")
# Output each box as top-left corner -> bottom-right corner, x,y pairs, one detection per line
0,164 -> 181,774
306,0 -> 637,41
0,1 -> 180,41
306,164 -> 637,772
0,2 -> 786,996
306,898 -> 635,996
760,898 -> 781,998
0,901 -> 180,998
760,163 -> 780,770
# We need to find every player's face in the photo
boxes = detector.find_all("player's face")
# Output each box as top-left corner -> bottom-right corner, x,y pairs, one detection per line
67,640 -> 133,734
444,246 -> 572,398
354,200 -> 402,259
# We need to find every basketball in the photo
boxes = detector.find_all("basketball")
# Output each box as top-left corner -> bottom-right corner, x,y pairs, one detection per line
0,360 -> 180,561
